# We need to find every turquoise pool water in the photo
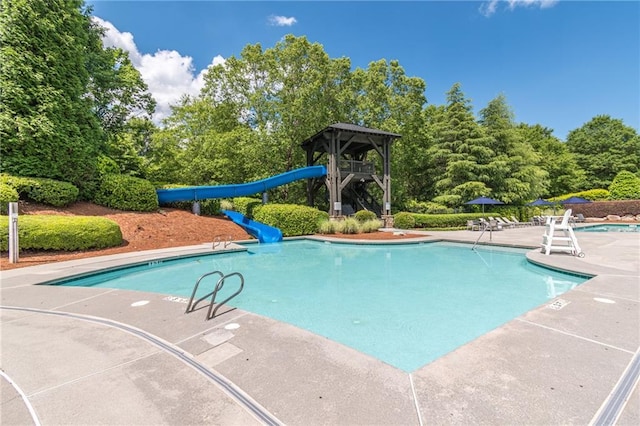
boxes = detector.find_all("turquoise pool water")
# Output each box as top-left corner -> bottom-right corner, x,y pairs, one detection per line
54,240 -> 587,372
575,224 -> 639,232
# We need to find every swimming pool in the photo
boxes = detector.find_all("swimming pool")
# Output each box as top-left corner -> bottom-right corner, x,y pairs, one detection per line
575,224 -> 639,232
53,240 -> 587,372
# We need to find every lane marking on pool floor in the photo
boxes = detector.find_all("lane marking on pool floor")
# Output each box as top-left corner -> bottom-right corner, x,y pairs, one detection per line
515,318 -> 634,354
0,305 -> 281,426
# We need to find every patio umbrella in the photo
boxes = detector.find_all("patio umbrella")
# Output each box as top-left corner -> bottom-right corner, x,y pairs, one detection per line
465,196 -> 504,213
527,198 -> 554,206
560,196 -> 592,204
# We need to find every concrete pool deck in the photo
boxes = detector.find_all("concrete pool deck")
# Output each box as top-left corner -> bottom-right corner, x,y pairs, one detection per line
1,225 -> 638,425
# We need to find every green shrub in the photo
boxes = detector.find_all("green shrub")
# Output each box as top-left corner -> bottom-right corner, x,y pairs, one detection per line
0,183 -> 19,214
412,213 -> 487,228
338,217 -> 361,234
608,171 -> 640,200
360,219 -> 383,233
254,204 -> 329,237
0,174 -> 79,207
354,210 -> 377,222
0,215 -> 122,251
318,219 -> 338,234
549,189 -> 610,202
220,199 -> 234,211
393,212 -> 416,229
233,197 -> 262,218
95,174 -> 158,212
405,200 -> 453,214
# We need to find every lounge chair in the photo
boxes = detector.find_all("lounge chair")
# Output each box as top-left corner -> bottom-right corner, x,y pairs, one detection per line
497,217 -> 516,228
466,220 -> 480,231
510,216 -> 531,227
574,213 -> 586,223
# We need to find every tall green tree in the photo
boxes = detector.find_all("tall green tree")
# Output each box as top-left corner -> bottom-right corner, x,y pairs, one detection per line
517,124 -> 586,196
0,0 -> 103,195
566,115 -> 640,189
426,83 -> 494,205
478,94 -> 548,204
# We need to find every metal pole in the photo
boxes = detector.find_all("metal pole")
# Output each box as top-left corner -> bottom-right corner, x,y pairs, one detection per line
8,202 -> 19,263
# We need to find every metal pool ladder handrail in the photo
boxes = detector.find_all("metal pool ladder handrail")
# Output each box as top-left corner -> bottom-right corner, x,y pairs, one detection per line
472,222 -> 493,250
186,270 -> 245,320
213,234 -> 233,249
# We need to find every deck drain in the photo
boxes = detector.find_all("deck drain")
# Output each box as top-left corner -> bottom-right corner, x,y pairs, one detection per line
131,300 -> 149,307
224,323 -> 240,330
548,299 -> 570,310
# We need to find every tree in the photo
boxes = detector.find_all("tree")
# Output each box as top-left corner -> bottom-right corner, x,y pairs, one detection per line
517,124 -> 586,196
566,115 -> 640,189
426,83 -> 494,202
0,0 -> 103,196
608,170 -> 640,200
478,94 -> 548,204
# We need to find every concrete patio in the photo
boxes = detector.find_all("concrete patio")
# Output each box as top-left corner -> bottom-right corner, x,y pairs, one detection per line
1,224 -> 638,425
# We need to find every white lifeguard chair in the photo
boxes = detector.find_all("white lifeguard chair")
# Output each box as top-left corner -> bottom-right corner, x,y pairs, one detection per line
541,209 -> 585,257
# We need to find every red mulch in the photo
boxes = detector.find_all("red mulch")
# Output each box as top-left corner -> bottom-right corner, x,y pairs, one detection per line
1,202 -> 424,270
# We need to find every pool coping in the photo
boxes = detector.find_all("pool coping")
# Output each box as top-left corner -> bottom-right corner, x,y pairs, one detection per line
1,226 -> 638,425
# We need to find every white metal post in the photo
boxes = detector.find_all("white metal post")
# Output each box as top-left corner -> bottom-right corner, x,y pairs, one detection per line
8,202 -> 19,263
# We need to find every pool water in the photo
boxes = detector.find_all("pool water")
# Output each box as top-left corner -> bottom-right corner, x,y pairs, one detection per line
55,240 -> 586,372
575,224 -> 639,232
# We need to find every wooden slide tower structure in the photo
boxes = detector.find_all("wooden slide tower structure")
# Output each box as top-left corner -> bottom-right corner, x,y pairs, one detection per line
301,123 -> 401,226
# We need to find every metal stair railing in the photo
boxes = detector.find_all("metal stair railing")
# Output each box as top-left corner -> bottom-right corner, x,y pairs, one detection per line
186,271 -> 245,320
213,234 -> 233,249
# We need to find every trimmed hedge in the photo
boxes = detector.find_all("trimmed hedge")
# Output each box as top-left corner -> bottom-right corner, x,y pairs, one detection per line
232,197 -> 263,218
608,171 -> 640,200
0,174 -> 79,207
0,215 -> 123,251
254,204 -> 329,237
0,183 -> 19,214
95,174 -> 158,212
354,210 -> 377,222
393,212 -> 416,229
549,189 -> 610,202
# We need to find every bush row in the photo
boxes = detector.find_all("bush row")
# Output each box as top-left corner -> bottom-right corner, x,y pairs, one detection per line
0,174 -> 79,207
0,215 -> 123,251
394,212 -> 489,229
254,204 -> 329,237
94,174 -> 158,212
0,183 -> 19,214
318,218 -> 382,234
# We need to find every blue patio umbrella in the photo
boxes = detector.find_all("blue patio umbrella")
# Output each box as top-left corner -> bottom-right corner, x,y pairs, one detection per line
527,198 -> 554,206
465,196 -> 504,213
560,196 -> 592,204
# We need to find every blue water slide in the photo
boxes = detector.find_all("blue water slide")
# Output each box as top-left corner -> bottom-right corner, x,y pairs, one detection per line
156,165 -> 327,204
222,210 -> 283,243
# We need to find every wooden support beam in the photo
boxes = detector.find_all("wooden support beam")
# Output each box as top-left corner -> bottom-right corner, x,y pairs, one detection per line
339,173 -> 355,191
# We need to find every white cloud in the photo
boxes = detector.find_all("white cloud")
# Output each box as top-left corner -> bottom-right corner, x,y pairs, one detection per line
480,0 -> 559,17
92,17 -> 225,123
268,15 -> 297,27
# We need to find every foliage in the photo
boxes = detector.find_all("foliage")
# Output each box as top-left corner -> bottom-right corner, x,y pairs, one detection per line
254,204 -> 329,237
0,174 -> 79,207
517,124 -> 586,196
354,210 -> 377,222
337,217 -> 361,234
232,197 -> 263,218
0,0 -> 103,197
220,199 -> 234,211
94,174 -> 158,211
404,199 -> 453,214
393,212 -> 416,229
608,171 -> 640,200
360,219 -> 383,233
0,183 -> 19,214
412,213 -> 487,229
0,215 -> 122,251
318,220 -> 338,234
548,189 -> 610,202
566,115 -> 640,189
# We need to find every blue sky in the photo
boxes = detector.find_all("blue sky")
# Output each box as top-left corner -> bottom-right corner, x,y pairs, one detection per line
88,0 -> 639,140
